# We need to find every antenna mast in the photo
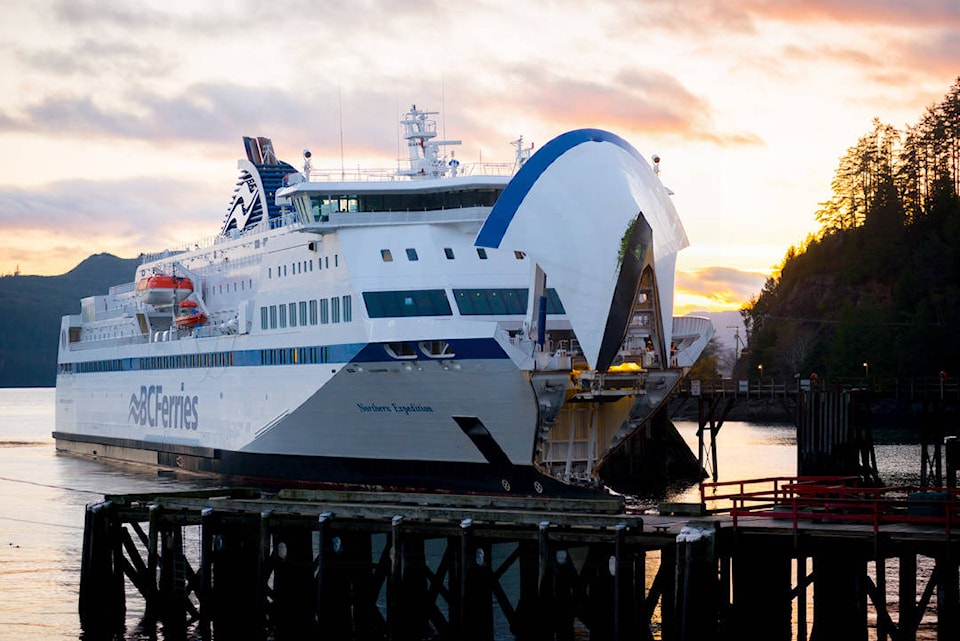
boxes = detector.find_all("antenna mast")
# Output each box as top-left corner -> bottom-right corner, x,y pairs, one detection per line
338,86 -> 345,181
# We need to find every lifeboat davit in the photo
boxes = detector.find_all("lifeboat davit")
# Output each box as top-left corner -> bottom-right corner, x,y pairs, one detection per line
136,275 -> 193,307
174,299 -> 207,328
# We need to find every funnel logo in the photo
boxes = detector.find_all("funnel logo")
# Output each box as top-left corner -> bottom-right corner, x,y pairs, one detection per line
221,172 -> 262,234
128,385 -> 199,430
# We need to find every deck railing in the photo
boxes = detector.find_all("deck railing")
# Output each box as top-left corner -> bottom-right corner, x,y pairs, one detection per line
678,377 -> 960,401
700,476 -> 960,534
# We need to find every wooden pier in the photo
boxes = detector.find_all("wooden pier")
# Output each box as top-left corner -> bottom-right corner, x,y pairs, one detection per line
78,482 -> 960,641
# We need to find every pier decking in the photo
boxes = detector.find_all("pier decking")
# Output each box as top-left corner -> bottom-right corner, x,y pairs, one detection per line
78,481 -> 960,641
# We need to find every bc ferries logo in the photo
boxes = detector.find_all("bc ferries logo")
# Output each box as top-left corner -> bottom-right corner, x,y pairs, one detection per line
128,385 -> 199,430
221,172 -> 262,234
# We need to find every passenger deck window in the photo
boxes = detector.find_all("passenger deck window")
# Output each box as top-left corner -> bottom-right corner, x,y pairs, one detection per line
363,290 -> 453,318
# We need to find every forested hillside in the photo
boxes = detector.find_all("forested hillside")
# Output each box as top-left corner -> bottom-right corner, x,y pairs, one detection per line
0,254 -> 138,387
741,78 -> 960,380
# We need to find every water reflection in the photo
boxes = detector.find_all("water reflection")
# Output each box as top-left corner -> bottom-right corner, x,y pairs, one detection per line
0,389 -> 949,640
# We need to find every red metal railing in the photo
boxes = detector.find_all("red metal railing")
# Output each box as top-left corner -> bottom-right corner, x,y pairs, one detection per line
700,477 -> 960,534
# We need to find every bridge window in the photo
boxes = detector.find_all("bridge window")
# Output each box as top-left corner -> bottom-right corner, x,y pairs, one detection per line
476,248 -> 488,259
306,189 -> 503,214
406,248 -> 418,261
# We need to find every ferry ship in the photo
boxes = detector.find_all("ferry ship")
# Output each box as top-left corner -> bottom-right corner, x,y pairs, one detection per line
54,106 -> 712,495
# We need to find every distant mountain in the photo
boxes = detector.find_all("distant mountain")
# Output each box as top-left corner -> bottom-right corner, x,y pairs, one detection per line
0,254 -> 138,387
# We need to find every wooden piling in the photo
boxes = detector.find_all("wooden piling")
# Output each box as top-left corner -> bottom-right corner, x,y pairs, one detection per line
315,512 -> 352,639
730,535 -> 792,641
946,436 -> 959,489
270,522 -> 316,640
78,501 -> 125,638
674,523 -> 718,641
460,518 -> 494,641
899,552 -> 918,641
199,507 -> 213,641
936,547 -> 959,640
810,543 -> 868,641
209,514 -> 262,641
157,523 -> 188,639
613,523 -> 637,641
512,539 -> 539,641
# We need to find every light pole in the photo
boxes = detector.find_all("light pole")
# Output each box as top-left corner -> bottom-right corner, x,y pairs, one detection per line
863,362 -> 869,379
758,364 -> 763,383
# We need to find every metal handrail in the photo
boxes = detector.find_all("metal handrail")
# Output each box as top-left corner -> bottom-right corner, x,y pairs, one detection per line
701,476 -> 960,534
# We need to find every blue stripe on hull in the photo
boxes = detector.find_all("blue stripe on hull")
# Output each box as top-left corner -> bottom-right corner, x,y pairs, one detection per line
58,338 -> 507,374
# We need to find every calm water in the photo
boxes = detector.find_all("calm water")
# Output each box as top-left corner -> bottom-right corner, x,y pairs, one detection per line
0,388 -> 933,639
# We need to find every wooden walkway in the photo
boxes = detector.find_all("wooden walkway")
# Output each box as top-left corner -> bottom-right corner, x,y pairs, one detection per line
77,484 -> 960,641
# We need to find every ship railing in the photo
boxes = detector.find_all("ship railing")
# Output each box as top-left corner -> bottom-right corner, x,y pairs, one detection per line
305,162 -> 517,182
187,252 -> 262,277
318,207 -> 488,229
69,333 -> 151,351
108,282 -> 137,296
140,214 -> 302,265
84,303 -> 141,323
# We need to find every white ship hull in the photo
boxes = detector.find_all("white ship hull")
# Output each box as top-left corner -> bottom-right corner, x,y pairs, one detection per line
55,111 -> 711,495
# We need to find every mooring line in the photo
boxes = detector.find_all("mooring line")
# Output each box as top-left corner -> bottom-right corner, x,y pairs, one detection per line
0,475 -> 104,495
0,515 -> 83,530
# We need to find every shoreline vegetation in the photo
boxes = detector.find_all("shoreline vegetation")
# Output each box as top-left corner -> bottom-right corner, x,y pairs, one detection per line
734,77 -> 960,385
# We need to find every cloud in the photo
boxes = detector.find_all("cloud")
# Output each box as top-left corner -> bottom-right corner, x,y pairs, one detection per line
0,84 -> 320,147
676,266 -> 768,309
0,177 -> 223,251
903,31 -> 960,78
737,0 -> 960,26
16,39 -> 168,78
612,1 -> 757,36
445,64 -> 762,148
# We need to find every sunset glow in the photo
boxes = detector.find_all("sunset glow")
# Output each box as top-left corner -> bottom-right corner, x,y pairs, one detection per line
1,1 -> 957,311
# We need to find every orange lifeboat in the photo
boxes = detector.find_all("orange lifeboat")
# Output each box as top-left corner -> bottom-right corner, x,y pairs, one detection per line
174,299 -> 207,328
136,274 -> 194,307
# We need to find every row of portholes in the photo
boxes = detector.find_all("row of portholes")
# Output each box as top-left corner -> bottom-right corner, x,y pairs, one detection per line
216,279 -> 254,295
268,254 -> 338,279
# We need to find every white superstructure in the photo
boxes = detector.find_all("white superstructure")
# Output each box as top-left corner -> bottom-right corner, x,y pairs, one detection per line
54,106 -> 712,495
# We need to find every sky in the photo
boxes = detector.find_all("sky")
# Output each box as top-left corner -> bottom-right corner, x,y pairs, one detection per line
1,1 -> 957,314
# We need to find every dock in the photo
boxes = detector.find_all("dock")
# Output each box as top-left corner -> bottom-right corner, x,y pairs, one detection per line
78,481 -> 960,641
